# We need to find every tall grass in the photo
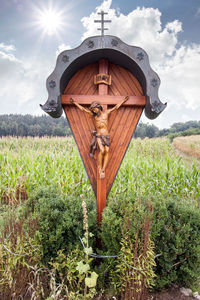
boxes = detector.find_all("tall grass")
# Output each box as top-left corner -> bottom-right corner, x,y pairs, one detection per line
110,137 -> 199,203
0,137 -> 93,205
0,136 -> 199,205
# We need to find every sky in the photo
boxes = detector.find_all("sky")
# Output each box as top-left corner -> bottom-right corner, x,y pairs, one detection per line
0,0 -> 200,129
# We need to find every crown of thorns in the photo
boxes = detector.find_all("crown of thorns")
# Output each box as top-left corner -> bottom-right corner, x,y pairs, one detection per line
89,102 -> 103,111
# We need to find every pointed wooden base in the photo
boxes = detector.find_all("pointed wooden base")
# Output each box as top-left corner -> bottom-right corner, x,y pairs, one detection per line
97,171 -> 107,225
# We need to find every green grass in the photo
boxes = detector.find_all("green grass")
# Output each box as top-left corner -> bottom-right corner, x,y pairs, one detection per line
0,136 -> 199,205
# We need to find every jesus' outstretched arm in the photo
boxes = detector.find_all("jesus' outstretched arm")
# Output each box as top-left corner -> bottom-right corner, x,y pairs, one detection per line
70,98 -> 93,115
107,95 -> 129,114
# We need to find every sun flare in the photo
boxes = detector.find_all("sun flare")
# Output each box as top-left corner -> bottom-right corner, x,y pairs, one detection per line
37,8 -> 63,36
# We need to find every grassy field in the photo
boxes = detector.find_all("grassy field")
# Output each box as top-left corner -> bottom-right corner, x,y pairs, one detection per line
0,136 -> 199,205
173,135 -> 200,159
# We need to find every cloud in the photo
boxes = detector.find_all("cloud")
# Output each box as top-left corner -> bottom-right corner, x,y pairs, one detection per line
82,3 -> 182,65
81,0 -> 200,128
159,44 -> 200,109
0,43 -> 48,115
0,43 -> 16,52
55,43 -> 71,57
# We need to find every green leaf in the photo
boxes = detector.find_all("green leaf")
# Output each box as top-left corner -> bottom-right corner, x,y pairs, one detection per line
85,272 -> 98,288
84,247 -> 93,256
76,261 -> 90,274
82,237 -> 87,244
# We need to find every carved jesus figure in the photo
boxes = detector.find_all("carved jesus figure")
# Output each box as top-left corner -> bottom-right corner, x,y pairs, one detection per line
70,96 -> 129,179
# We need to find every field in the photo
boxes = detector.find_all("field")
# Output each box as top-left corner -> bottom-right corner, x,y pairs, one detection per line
0,136 -> 200,299
173,135 -> 200,159
0,136 -> 199,204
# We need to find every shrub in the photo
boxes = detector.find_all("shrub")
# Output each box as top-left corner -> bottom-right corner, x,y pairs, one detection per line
26,185 -> 97,263
168,128 -> 200,142
152,197 -> 200,288
100,194 -> 200,290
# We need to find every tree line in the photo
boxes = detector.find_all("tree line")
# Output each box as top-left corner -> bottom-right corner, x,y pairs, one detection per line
134,120 -> 200,139
0,114 -> 199,139
0,114 -> 71,137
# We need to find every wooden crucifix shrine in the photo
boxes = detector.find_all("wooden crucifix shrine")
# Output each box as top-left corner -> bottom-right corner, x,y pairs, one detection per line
61,59 -> 145,224
41,35 -> 166,225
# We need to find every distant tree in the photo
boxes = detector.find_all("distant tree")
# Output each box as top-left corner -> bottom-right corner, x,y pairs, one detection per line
0,114 -> 71,137
146,124 -> 159,138
134,122 -> 159,138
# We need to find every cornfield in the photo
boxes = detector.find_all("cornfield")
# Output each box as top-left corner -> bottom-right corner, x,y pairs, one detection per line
0,136 -> 199,206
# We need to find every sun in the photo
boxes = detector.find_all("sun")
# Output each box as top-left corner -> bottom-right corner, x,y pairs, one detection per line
37,8 -> 63,36
31,2 -> 74,41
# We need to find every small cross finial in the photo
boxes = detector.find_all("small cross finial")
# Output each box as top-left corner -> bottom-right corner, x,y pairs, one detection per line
94,11 -> 111,36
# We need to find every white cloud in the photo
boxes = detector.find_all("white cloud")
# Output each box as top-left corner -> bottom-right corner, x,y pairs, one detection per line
56,43 -> 71,57
0,42 -> 16,52
0,43 -> 49,115
81,1 -> 200,128
159,44 -> 200,110
82,4 -> 182,65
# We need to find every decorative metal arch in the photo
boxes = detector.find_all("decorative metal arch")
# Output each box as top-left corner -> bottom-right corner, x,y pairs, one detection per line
40,35 -> 167,119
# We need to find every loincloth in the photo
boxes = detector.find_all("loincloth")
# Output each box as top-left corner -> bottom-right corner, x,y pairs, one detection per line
96,134 -> 110,147
90,131 -> 110,157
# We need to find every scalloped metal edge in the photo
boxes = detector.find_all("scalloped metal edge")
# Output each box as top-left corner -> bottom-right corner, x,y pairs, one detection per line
40,35 -> 167,119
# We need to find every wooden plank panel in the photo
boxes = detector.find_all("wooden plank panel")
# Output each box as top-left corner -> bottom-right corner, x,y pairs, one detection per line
106,108 -> 143,195
127,70 -> 143,95
105,67 -> 132,169
105,63 -> 144,195
77,64 -> 98,95
111,63 -> 143,95
64,64 -> 92,94
74,108 -> 97,180
110,64 -> 142,96
106,107 -> 130,178
110,64 -> 134,95
68,64 -> 98,95
118,64 -> 143,96
65,106 -> 97,194
109,66 -> 123,96
106,107 -> 131,176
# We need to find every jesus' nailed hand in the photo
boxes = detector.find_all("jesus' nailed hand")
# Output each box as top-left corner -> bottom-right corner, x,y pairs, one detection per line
70,96 -> 129,179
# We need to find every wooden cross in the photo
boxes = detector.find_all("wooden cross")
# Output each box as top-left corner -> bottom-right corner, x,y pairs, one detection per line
94,11 -> 111,36
61,59 -> 145,225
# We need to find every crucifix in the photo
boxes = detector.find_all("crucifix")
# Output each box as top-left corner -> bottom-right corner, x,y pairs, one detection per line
61,59 -> 146,224
70,95 -> 129,179
41,31 -> 166,226
94,11 -> 111,36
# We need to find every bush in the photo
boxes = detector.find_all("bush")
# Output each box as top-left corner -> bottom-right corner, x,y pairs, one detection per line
26,185 -> 97,263
168,128 -> 200,142
100,194 -> 200,290
152,197 -> 200,288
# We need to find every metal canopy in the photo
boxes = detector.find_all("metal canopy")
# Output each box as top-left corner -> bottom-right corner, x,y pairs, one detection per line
40,35 -> 167,119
